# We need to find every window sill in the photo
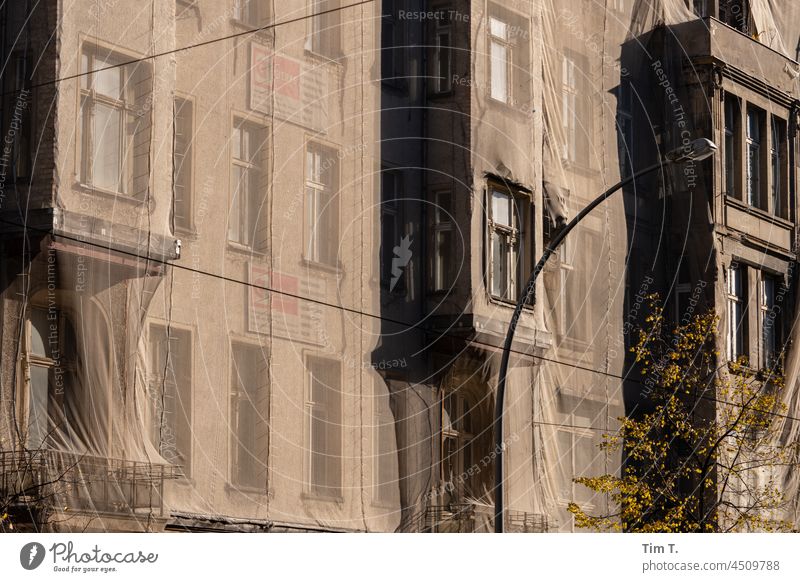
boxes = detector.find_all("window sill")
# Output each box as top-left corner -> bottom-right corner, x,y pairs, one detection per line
302,490 -> 344,504
304,48 -> 343,66
225,482 -> 269,496
230,18 -> 274,37
724,194 -> 792,227
301,257 -> 342,275
487,292 -> 535,311
76,182 -> 146,204
226,241 -> 267,258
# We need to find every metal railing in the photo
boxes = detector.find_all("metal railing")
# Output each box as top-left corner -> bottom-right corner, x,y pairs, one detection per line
0,449 -> 179,518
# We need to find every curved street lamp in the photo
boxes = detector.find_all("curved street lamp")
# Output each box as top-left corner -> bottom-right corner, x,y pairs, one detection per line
493,138 -> 718,533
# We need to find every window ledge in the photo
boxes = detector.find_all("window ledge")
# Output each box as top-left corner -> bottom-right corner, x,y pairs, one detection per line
301,257 -> 342,275
226,241 -> 268,258
230,18 -> 274,37
487,293 -> 535,312
224,482 -> 268,496
75,182 -> 146,205
303,48 -> 343,66
724,194 -> 792,227
301,491 -> 344,504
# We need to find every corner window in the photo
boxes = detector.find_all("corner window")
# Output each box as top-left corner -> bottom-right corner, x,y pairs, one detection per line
230,343 -> 269,490
79,45 -> 151,195
173,97 -> 194,232
229,119 -> 267,248
150,325 -> 192,474
727,264 -> 747,363
307,356 -> 342,498
488,185 -> 531,303
305,143 -> 339,266
489,17 -> 511,103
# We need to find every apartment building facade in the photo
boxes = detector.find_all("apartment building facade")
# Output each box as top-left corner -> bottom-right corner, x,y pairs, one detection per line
1,0 -> 799,533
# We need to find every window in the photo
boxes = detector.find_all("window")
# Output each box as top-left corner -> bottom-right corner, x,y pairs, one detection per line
770,116 -> 786,218
230,343 -> 269,490
727,264 -> 747,362
307,0 -> 341,57
760,274 -> 781,369
673,257 -> 692,325
373,381 -> 397,503
562,56 -> 577,161
746,106 -> 763,208
489,17 -> 511,103
150,325 -> 192,473
488,186 -> 531,302
381,170 -> 407,293
234,0 -> 270,28
79,45 -> 150,195
692,0 -> 707,17
307,356 -> 342,498
440,391 -> 474,501
21,307 -> 77,449
381,0 -> 405,86
719,1 -> 752,34
173,97 -> 193,232
617,81 -> 633,178
432,190 -> 455,291
0,51 -> 31,180
433,13 -> 452,93
305,143 -> 339,266
229,120 -> 267,247
724,95 -> 739,198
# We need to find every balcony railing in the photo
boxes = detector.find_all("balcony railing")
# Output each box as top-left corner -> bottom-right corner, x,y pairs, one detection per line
422,500 -> 549,533
0,449 -> 179,519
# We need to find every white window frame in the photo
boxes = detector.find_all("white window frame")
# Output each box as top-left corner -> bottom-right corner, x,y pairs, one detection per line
79,45 -> 147,196
304,142 -> 339,266
759,273 -> 779,369
228,119 -> 264,247
306,0 -> 340,57
746,105 -> 763,209
488,16 -> 512,104
727,264 -> 747,363
488,185 -> 528,303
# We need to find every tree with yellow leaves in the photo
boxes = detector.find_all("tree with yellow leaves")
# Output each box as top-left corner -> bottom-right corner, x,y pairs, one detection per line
568,296 -> 799,532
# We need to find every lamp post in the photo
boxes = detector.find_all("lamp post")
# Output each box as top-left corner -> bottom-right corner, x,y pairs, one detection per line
492,138 -> 718,533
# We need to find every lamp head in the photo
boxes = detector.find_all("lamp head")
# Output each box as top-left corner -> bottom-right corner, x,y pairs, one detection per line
666,138 -> 718,163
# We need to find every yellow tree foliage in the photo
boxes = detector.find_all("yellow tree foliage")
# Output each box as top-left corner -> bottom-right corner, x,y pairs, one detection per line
568,295 -> 799,532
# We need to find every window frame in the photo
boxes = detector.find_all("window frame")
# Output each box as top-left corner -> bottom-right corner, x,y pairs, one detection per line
19,306 -> 77,450
149,323 -> 193,476
228,117 -> 267,248
233,0 -> 271,29
488,15 -> 512,105
304,141 -> 340,267
431,189 -> 455,292
486,182 -> 533,305
306,0 -> 341,59
78,44 -> 149,197
372,380 -> 397,505
173,95 -> 195,233
726,264 -> 748,363
432,13 -> 453,94
229,341 -> 270,492
305,355 -> 343,500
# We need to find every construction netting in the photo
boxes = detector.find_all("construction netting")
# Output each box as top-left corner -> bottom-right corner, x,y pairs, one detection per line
0,0 -> 799,533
